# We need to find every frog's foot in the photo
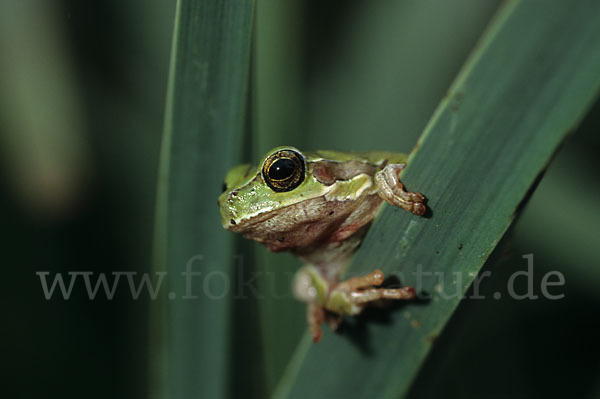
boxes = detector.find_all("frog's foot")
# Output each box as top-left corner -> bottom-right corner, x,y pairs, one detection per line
326,269 -> 416,317
375,163 -> 426,216
298,266 -> 414,342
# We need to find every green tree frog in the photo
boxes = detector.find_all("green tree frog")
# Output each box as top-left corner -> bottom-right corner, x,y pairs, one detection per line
218,147 -> 426,342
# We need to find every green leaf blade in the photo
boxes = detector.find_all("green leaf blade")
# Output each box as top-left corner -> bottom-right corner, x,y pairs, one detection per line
276,1 -> 600,397
150,1 -> 255,398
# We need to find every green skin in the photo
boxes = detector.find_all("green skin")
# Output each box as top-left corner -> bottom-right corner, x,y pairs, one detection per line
218,146 -> 425,341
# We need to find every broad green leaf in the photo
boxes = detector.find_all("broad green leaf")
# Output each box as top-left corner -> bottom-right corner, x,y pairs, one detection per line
150,1 -> 255,398
275,1 -> 600,397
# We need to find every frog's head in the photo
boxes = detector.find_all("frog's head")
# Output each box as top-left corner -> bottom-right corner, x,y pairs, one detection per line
218,147 -> 332,231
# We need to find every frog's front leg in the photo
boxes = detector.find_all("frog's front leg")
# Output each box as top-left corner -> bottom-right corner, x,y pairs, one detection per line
294,265 -> 416,342
375,163 -> 426,216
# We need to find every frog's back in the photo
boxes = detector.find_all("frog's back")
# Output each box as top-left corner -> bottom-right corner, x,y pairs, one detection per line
306,150 -> 408,166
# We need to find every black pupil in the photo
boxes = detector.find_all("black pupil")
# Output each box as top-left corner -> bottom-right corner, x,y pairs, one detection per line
269,158 -> 296,180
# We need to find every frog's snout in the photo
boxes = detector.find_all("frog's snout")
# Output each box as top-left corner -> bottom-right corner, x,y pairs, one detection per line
218,190 -> 241,229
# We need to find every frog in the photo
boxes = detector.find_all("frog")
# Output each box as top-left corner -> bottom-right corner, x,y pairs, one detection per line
218,146 -> 426,342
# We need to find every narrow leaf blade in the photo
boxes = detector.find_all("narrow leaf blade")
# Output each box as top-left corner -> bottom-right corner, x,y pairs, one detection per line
276,1 -> 600,397
150,1 -> 255,398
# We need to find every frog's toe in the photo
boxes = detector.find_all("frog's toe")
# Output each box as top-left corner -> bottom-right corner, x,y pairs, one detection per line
349,286 -> 416,304
307,302 -> 324,342
335,269 -> 385,291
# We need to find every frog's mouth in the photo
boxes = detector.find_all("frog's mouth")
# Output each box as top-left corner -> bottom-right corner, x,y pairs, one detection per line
220,200 -> 278,233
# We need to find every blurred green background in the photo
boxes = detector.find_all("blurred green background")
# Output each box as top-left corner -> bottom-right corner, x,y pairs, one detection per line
3,0 -> 599,398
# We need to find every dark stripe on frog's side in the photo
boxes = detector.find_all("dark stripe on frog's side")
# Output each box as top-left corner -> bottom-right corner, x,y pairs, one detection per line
310,160 -> 378,185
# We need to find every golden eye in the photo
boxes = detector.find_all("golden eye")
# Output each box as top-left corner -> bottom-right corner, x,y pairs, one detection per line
262,149 -> 305,192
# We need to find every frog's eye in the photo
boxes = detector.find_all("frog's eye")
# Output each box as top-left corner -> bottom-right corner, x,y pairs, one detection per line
262,149 -> 305,192
221,182 -> 227,193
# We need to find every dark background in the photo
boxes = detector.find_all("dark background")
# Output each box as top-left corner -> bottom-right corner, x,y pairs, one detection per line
2,1 -> 599,397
